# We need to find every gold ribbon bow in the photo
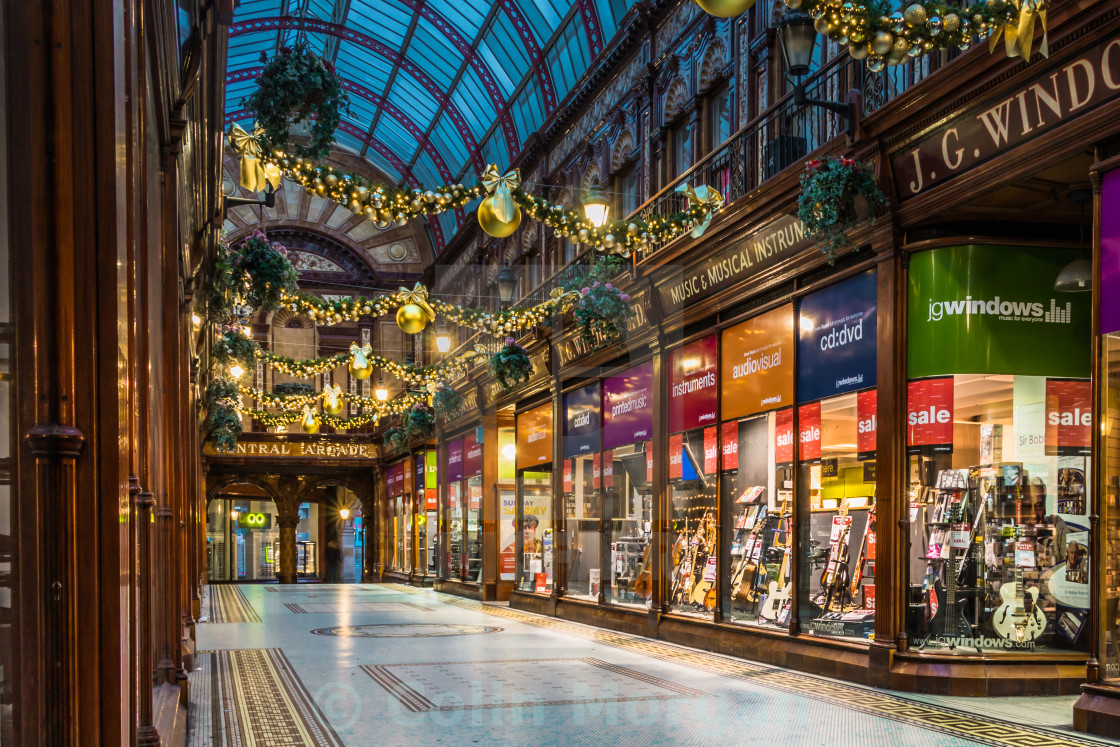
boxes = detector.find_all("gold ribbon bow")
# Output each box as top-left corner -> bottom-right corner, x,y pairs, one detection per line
550,287 -> 566,300
349,342 -> 373,357
228,123 -> 282,193
481,164 -> 521,222
675,183 -> 724,238
990,0 -> 1049,62
398,282 -> 437,322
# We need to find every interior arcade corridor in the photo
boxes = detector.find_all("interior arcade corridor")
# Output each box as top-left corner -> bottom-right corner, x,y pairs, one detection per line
188,584 -> 1117,747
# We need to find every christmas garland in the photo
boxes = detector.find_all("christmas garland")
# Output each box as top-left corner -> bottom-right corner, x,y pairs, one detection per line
228,124 -> 725,254
788,1 -> 1049,71
237,384 -> 428,415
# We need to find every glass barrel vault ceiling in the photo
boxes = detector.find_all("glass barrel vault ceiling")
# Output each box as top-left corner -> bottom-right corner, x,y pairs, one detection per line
225,0 -> 638,251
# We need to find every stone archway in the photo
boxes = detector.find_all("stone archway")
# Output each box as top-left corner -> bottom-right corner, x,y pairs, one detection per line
299,476 -> 374,582
205,477 -> 284,583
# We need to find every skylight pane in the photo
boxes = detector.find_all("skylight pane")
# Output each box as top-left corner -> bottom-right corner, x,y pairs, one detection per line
409,23 -> 460,78
481,132 -> 508,170
391,72 -> 439,123
431,113 -> 470,169
511,85 -> 543,143
431,0 -> 486,36
347,0 -> 412,45
530,0 -> 564,28
413,151 -> 443,187
232,0 -> 281,21
374,118 -> 417,157
437,211 -> 459,246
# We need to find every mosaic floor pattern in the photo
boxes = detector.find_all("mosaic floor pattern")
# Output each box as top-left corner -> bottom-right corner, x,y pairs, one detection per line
188,584 -> 1120,747
208,585 -> 261,623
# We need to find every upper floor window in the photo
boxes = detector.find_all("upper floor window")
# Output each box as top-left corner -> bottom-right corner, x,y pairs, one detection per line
708,83 -> 733,153
616,164 -> 639,219
671,119 -> 693,179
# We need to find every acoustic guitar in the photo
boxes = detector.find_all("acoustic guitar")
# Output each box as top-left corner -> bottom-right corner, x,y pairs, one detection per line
632,543 -> 653,600
760,496 -> 792,622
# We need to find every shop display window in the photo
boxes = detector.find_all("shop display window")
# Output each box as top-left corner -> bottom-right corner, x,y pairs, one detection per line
1103,334 -> 1120,681
669,428 -> 719,617
206,498 -> 281,582
446,481 -> 462,579
722,410 -> 793,629
797,394 -> 877,640
905,375 -> 1091,653
565,454 -> 602,601
465,475 -> 482,583
605,442 -> 653,608
515,469 -> 553,592
296,502 -> 320,579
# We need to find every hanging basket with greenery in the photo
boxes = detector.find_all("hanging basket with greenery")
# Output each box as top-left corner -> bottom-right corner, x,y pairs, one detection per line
489,338 -> 534,392
236,231 -> 300,312
384,426 -> 406,450
403,402 -> 436,441
243,42 -> 350,159
203,378 -> 243,452
557,255 -> 633,348
431,383 -> 464,421
798,156 -> 888,261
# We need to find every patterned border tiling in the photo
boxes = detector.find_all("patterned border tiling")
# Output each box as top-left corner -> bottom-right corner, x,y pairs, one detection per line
285,601 -> 433,614
361,657 -> 709,713
387,586 -> 1116,747
215,648 -> 345,747
309,623 -> 502,638
208,585 -> 261,623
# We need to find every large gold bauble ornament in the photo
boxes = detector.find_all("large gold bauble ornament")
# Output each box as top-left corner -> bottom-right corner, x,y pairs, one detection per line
787,0 -> 803,8
871,31 -> 895,55
477,195 -> 522,238
904,3 -> 927,26
942,13 -> 961,33
693,0 -> 755,18
396,303 -> 429,335
850,42 -> 870,60
324,397 -> 345,417
348,350 -> 374,381
814,17 -> 833,35
301,409 -> 320,435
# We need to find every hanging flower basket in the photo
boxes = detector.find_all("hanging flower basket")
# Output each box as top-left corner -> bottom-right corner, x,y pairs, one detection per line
489,338 -> 534,392
384,426 -> 406,450
203,378 -> 243,452
403,402 -> 436,441
243,42 -> 351,159
798,156 -> 888,261
234,231 -> 299,312
431,383 -> 464,421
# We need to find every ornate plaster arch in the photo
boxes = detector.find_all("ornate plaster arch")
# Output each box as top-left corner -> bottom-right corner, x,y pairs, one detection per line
206,475 -> 280,504
663,76 -> 690,122
698,38 -> 730,93
611,127 -> 637,172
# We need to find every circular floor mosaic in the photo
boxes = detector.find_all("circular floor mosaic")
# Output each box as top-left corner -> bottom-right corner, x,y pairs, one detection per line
310,623 -> 503,638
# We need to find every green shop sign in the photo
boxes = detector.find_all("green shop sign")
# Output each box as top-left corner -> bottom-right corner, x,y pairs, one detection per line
908,245 -> 1090,378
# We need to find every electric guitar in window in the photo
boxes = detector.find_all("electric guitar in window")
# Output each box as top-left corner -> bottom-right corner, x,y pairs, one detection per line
848,506 -> 875,605
928,498 -> 971,639
822,524 -> 851,614
992,528 -> 1046,642
760,496 -> 792,622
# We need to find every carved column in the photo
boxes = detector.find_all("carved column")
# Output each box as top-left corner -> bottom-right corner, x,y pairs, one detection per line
277,508 -> 300,584
157,503 -> 176,683
135,487 -> 160,746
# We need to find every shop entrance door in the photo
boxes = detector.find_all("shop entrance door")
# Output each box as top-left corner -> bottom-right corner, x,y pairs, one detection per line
206,498 -> 281,582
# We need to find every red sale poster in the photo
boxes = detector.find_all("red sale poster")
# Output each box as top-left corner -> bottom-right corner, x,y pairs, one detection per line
907,377 -> 954,455
669,432 -> 684,479
646,442 -> 653,483
1046,379 -> 1091,456
703,426 -> 718,476
857,389 -> 877,460
602,450 -> 613,489
592,452 -> 601,490
721,420 -> 739,471
775,408 -> 793,463
798,402 -> 822,461
563,459 -> 573,493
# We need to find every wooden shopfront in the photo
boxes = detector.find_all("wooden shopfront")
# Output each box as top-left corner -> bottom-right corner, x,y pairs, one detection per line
506,4 -> 1120,710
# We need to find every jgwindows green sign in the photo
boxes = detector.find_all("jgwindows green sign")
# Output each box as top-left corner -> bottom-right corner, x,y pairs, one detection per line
908,246 -> 1090,378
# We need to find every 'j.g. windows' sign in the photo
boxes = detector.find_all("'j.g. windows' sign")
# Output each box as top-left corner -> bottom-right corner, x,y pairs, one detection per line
892,35 -> 1120,199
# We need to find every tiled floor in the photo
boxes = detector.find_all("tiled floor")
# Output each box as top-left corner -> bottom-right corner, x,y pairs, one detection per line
188,584 -> 1120,747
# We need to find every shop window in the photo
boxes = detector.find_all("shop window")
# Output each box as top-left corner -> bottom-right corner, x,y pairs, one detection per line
515,470 -> 553,592
464,475 -> 482,582
708,83 -> 732,153
605,443 -> 653,608
516,404 -> 554,592
296,502 -> 320,578
723,410 -> 794,629
446,480 -> 463,579
1102,334 -> 1120,681
565,453 -> 602,601
669,428 -> 718,616
424,450 -> 438,576
904,245 -> 1092,654
798,394 -> 877,639
206,497 -> 281,582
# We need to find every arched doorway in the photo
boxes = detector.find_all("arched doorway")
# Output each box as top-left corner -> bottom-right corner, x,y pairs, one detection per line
207,483 -> 283,582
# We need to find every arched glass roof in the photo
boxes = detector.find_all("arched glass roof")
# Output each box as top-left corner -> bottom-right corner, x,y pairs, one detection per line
225,0 -> 639,250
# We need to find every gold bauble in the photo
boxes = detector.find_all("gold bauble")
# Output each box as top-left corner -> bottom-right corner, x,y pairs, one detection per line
325,174 -> 339,188
577,228 -> 590,243
301,409 -> 320,435
904,3 -> 927,26
324,397 -> 344,416
943,13 -> 960,32
850,43 -> 870,60
871,31 -> 894,55
814,17 -> 833,35
477,195 -> 522,238
354,186 -> 370,203
396,303 -> 429,335
348,351 -> 374,381
693,0 -> 756,18
603,234 -> 617,249
787,0 -> 803,8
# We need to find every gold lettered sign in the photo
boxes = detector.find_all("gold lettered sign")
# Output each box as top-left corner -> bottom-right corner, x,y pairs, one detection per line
204,439 -> 376,459
556,290 -> 651,368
